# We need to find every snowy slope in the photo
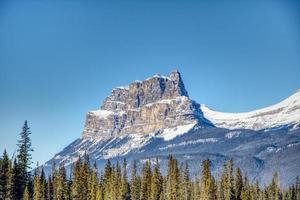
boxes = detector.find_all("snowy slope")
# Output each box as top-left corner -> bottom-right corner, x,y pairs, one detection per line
43,71 -> 300,187
201,90 -> 300,130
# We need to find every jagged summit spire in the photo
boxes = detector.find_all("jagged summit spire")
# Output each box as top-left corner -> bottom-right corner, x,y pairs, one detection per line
169,70 -> 188,97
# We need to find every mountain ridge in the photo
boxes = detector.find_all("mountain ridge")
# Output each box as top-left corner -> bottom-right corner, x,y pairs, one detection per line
201,89 -> 300,130
44,70 -> 300,187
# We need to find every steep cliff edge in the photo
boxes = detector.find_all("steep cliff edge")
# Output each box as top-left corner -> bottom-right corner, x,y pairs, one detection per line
82,70 -> 210,139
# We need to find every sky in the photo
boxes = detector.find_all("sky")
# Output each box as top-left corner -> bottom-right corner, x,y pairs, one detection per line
0,0 -> 300,165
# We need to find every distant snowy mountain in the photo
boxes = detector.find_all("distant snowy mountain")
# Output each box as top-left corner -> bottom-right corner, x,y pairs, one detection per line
44,70 -> 300,187
201,89 -> 300,130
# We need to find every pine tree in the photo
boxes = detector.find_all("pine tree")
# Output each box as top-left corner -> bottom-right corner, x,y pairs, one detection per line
296,176 -> 300,200
251,180 -> 260,200
88,162 -> 99,200
121,159 -> 130,200
269,172 -> 280,200
33,167 -> 42,200
16,120 -> 34,198
103,160 -> 112,200
235,167 -> 243,200
5,159 -> 14,200
140,160 -> 152,200
0,157 -> 2,197
166,156 -> 181,200
200,159 -> 217,200
240,175 -> 250,200
71,156 -> 90,200
54,164 -> 68,200
0,150 -> 10,199
23,185 -> 30,200
115,161 -> 122,200
71,158 -> 81,199
40,168 -> 47,200
17,120 -> 33,189
225,159 -> 235,200
219,163 -> 228,200
47,174 -> 54,200
150,158 -> 163,200
130,160 -> 141,200
109,165 -> 117,200
181,162 -> 192,200
12,158 -> 24,199
192,175 -> 201,200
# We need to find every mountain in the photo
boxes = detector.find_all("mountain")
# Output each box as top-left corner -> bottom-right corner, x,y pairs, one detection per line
44,70 -> 300,187
201,90 -> 300,130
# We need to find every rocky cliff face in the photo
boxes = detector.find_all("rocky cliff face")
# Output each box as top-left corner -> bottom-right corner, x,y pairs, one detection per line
82,70 -> 207,139
44,70 -> 300,187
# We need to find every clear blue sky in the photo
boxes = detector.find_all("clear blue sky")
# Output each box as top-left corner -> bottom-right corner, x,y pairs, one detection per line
0,0 -> 299,165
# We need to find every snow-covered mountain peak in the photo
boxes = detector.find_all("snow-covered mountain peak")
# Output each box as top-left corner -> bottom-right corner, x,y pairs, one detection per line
81,70 -> 206,140
45,72 -> 300,187
201,90 -> 300,130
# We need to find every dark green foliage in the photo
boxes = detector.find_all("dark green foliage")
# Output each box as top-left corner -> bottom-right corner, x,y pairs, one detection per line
200,159 -> 217,200
121,159 -> 131,200
15,120 -> 34,199
140,160 -> 152,200
166,156 -> 181,200
181,162 -> 192,200
234,168 -> 243,200
150,158 -> 163,200
0,150 -> 10,199
2,125 -> 300,200
130,160 -> 141,200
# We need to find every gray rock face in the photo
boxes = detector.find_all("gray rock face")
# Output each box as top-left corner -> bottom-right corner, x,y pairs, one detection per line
82,70 -> 207,139
43,70 -> 300,187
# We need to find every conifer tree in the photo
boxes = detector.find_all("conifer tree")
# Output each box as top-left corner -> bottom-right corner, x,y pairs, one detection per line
251,180 -> 260,200
181,162 -> 192,200
192,175 -> 201,200
54,164 -> 68,200
225,159 -> 235,200
166,156 -> 181,200
140,160 -> 152,200
96,182 -> 104,200
79,154 -> 90,200
0,157 -> 2,196
115,161 -> 122,200
0,150 -> 10,199
219,163 -> 228,200
5,159 -> 14,200
23,185 -> 30,200
150,158 -> 163,200
240,175 -> 250,200
110,165 -> 117,200
130,160 -> 141,200
12,158 -> 24,199
235,167 -> 243,200
88,162 -> 99,200
33,167 -> 42,200
17,120 -> 33,198
102,160 -> 111,200
269,172 -> 280,200
121,159 -> 130,200
296,176 -> 300,200
40,168 -> 47,200
47,174 -> 54,200
200,159 -> 217,200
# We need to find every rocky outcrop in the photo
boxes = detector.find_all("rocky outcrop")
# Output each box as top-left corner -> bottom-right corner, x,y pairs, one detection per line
82,70 -> 206,139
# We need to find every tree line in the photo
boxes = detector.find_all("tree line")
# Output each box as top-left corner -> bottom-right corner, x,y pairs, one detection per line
1,121 -> 300,200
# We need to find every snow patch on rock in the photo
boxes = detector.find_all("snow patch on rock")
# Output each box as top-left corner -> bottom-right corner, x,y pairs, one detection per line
158,123 -> 196,141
